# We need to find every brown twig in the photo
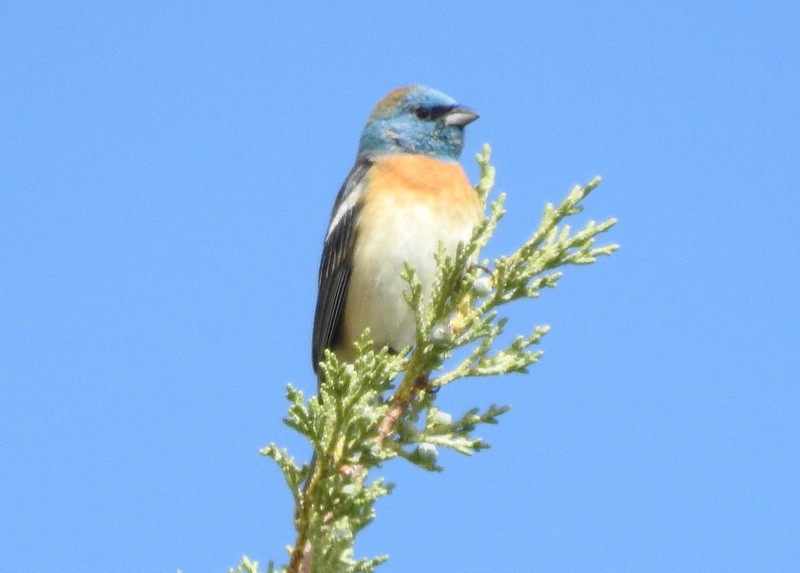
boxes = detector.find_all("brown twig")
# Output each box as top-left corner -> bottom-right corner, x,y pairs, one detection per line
377,374 -> 429,445
287,539 -> 312,573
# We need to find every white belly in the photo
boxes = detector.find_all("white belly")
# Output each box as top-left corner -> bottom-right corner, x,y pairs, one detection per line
344,201 -> 476,354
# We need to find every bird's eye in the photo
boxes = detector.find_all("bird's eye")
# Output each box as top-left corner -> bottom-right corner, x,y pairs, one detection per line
413,105 -> 455,121
413,106 -> 432,120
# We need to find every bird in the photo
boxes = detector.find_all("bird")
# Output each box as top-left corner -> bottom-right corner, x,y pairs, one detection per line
312,85 -> 483,377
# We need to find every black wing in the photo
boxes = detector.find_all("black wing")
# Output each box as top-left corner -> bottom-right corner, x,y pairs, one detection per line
311,158 -> 372,373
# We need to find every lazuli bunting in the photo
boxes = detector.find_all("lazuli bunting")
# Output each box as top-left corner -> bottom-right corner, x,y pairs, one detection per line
312,85 -> 482,374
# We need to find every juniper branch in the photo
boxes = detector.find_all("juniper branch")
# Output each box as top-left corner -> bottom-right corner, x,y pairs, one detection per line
256,144 -> 617,573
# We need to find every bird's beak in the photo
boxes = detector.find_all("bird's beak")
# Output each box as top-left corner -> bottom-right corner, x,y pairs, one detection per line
443,106 -> 480,127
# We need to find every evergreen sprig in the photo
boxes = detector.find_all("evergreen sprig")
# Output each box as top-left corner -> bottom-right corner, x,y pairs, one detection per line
247,145 -> 617,573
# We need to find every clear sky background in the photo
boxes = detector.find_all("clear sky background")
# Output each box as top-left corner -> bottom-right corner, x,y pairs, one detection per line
2,2 -> 798,572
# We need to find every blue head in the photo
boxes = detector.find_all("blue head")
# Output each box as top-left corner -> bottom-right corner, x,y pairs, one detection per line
357,85 -> 479,162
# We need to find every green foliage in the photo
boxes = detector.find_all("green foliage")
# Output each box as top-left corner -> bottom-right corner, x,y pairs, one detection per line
228,556 -> 262,573
253,145 -> 617,572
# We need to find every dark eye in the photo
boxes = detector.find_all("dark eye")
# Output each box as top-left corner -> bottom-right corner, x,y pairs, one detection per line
413,106 -> 433,120
413,105 -> 455,121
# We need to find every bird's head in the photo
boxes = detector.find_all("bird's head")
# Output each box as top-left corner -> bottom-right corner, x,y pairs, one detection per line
357,85 -> 479,162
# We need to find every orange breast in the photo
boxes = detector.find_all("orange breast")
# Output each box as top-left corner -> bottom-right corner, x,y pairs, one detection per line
366,155 -> 478,204
358,155 -> 484,246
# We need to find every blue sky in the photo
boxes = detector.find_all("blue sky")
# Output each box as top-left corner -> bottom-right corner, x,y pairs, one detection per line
2,2 -> 798,571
